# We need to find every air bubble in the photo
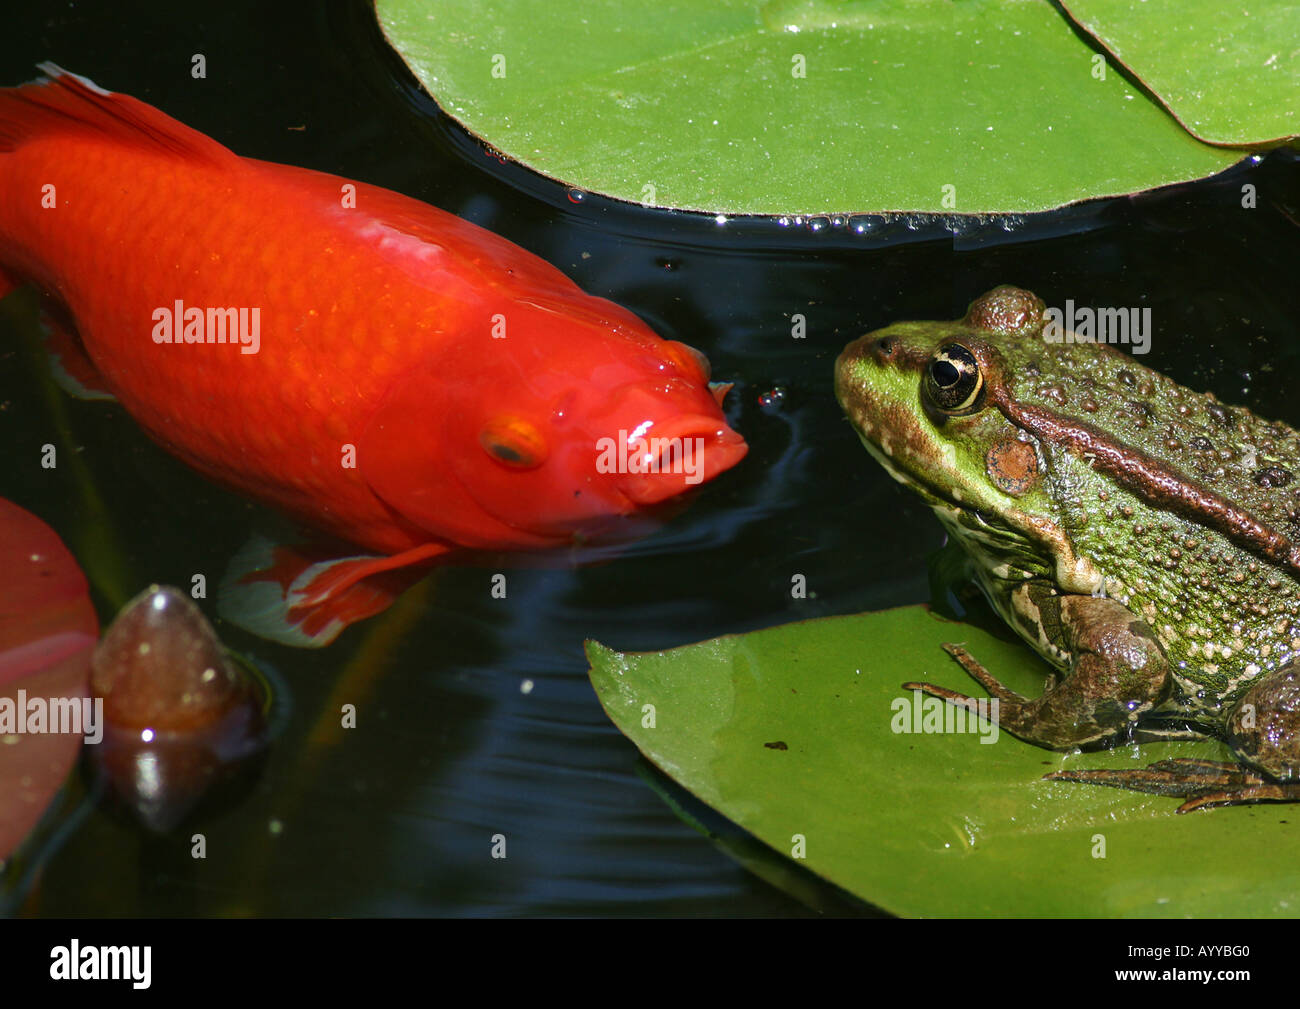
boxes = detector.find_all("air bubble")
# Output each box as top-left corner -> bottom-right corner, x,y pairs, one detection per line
758,387 -> 787,410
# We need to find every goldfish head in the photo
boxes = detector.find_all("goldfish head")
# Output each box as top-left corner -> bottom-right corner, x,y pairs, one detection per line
360,297 -> 747,550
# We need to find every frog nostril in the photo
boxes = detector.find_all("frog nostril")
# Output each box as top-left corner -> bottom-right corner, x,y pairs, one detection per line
874,336 -> 897,358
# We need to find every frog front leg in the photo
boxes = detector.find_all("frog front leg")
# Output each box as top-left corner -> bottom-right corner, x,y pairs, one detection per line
1049,664 -> 1300,812
904,594 -> 1171,748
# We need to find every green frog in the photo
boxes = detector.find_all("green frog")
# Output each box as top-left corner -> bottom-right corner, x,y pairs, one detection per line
835,286 -> 1300,812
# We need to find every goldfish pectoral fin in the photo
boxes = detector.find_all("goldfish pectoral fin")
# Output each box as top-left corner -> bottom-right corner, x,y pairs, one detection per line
37,299 -> 117,402
218,535 -> 450,648
0,266 -> 114,401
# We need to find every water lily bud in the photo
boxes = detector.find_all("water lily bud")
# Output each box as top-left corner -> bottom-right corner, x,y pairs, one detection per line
89,586 -> 269,832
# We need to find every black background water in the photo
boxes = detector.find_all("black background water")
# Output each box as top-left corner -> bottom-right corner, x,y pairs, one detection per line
0,0 -> 1296,915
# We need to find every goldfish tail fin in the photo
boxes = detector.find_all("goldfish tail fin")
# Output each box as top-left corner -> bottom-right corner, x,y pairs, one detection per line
0,63 -> 236,165
218,534 -> 448,648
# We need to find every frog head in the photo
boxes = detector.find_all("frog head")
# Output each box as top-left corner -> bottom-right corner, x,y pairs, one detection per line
834,286 -> 1098,595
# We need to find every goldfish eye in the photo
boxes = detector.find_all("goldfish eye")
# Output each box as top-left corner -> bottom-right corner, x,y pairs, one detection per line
479,417 -> 548,469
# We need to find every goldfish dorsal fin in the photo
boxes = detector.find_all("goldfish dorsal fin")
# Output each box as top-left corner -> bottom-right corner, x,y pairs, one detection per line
0,63 -> 236,165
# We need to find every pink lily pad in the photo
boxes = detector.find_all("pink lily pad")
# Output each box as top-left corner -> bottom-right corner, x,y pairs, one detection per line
0,498 -> 98,861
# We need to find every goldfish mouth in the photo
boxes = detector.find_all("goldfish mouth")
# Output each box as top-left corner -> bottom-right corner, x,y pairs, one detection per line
616,415 -> 748,506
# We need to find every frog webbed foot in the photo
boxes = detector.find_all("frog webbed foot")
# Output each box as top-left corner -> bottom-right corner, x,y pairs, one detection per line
1045,758 -> 1300,813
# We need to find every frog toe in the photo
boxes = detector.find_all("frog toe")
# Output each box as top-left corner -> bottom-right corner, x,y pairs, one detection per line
901,680 -> 984,708
939,642 -> 1029,702
1172,782 -> 1300,813
1045,757 -> 1300,811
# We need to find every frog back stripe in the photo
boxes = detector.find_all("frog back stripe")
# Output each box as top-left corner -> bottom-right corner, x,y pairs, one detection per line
995,395 -> 1300,575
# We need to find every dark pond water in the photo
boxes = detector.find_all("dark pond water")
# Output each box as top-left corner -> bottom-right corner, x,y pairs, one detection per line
1,0 -> 1297,916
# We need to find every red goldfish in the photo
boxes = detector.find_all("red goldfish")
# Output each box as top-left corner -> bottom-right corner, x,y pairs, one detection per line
0,65 -> 747,645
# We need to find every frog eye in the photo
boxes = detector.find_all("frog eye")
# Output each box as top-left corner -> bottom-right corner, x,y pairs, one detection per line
479,416 -> 549,469
925,343 -> 983,413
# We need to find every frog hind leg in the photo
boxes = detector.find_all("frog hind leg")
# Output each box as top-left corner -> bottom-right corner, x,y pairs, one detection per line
1047,664 -> 1300,812
903,595 -> 1172,749
1225,663 -> 1300,779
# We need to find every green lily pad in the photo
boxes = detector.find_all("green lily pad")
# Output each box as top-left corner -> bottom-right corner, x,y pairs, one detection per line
586,607 -> 1300,917
1061,0 -> 1300,146
377,0 -> 1243,215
